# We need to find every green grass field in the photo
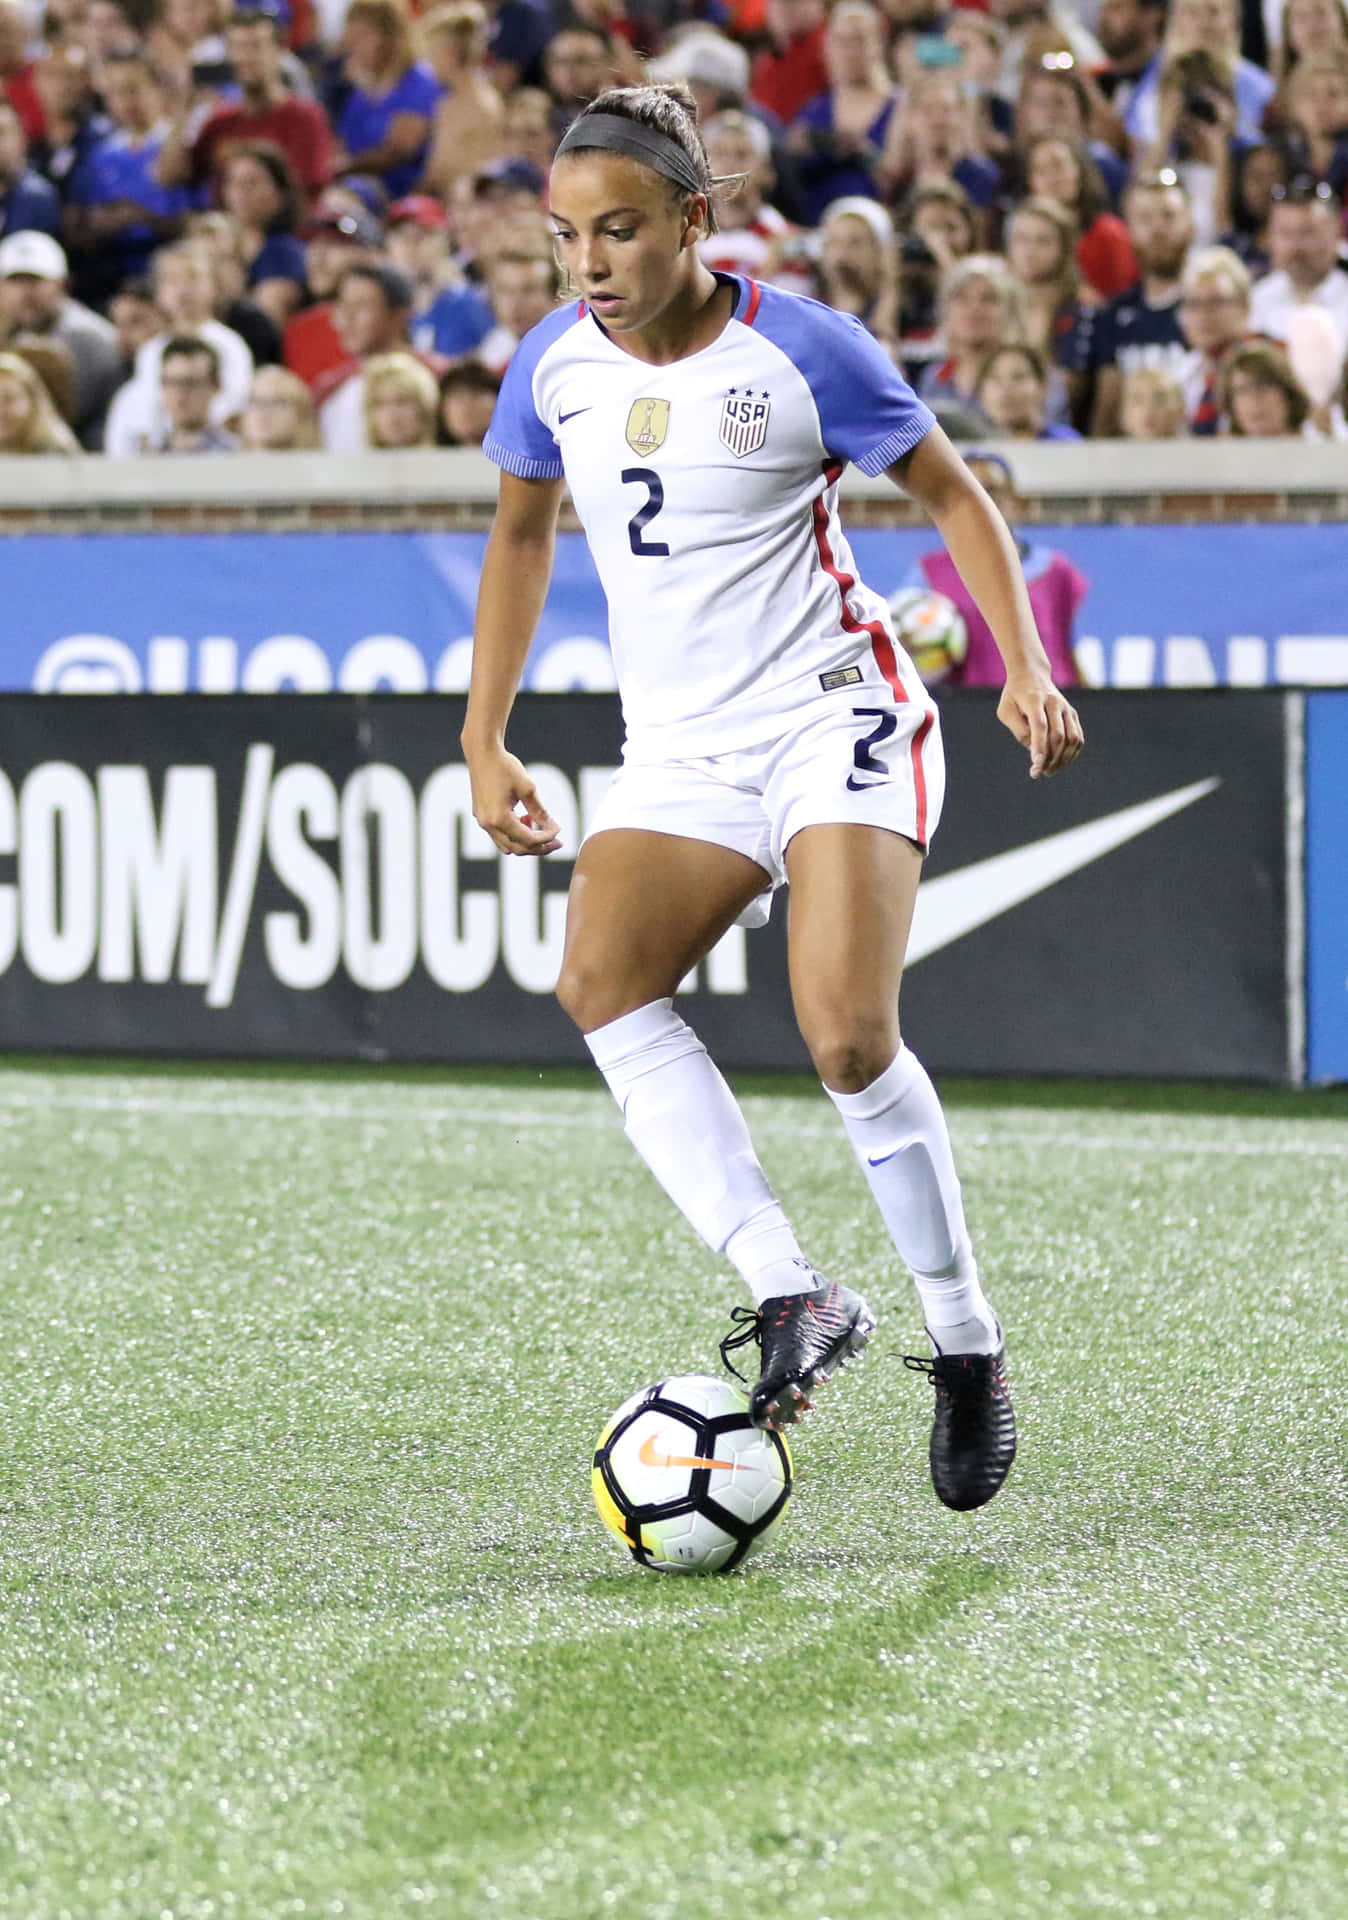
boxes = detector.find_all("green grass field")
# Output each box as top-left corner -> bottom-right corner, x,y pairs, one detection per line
2,1059 -> 1346,1920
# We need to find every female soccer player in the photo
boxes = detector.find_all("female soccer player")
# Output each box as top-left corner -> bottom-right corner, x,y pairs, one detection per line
463,83 -> 1083,1513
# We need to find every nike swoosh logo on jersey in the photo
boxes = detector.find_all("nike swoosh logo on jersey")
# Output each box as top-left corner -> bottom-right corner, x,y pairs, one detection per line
638,1432 -> 739,1472
559,407 -> 591,423
907,778 -> 1220,965
846,774 -> 888,791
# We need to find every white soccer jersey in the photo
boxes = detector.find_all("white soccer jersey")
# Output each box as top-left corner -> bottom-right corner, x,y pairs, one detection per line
483,273 -> 938,756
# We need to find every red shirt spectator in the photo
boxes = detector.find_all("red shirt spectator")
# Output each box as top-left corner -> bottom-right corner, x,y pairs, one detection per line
750,0 -> 829,125
157,9 -> 333,200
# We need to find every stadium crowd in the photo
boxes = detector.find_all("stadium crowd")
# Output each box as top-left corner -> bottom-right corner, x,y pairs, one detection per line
0,0 -> 1344,453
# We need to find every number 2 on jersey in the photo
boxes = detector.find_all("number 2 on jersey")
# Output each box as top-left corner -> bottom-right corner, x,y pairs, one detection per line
621,467 -> 669,558
847,707 -> 898,789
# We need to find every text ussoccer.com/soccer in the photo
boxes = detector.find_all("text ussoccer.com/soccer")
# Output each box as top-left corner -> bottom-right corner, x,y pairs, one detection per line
0,751 -> 747,1005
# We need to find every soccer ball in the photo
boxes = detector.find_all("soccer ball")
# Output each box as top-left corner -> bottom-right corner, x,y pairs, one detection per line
888,586 -> 968,681
591,1373 -> 793,1574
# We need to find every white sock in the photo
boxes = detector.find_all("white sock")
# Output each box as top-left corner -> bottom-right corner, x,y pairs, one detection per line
585,999 -> 814,1306
825,1043 -> 999,1355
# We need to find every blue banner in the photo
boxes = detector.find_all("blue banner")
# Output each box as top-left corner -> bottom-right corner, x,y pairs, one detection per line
1306,691 -> 1348,1084
2,523 -> 1345,695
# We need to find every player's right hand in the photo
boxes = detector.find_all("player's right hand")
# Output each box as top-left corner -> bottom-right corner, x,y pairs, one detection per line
465,745 -> 562,856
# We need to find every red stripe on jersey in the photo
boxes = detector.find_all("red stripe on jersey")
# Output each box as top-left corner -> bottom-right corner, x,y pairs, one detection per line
810,464 -> 934,846
578,299 -> 588,317
741,278 -> 762,326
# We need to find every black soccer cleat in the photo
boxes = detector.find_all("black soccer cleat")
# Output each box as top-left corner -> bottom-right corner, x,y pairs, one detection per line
720,1278 -> 876,1432
903,1336 -> 1017,1511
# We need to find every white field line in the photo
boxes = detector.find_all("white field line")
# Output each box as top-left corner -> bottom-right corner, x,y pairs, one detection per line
0,1084 -> 1345,1159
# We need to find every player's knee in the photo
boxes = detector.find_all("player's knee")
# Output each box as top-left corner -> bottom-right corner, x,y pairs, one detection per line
800,1013 -> 900,1095
556,955 -> 640,1033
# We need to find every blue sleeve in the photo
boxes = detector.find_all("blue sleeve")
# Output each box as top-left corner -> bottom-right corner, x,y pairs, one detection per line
394,63 -> 442,116
481,302 -> 581,480
752,284 -> 936,475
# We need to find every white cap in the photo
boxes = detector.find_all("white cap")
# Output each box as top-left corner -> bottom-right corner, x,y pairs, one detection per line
821,195 -> 895,250
648,29 -> 750,98
0,230 -> 69,281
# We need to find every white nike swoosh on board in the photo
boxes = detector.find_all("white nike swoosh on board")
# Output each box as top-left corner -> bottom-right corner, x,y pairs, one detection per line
907,778 -> 1220,965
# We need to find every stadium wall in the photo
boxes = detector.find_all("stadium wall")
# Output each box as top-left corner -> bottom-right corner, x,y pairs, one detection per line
0,445 -> 1344,695
0,688 -> 1324,1083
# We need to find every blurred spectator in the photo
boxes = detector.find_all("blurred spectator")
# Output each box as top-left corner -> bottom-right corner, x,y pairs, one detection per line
543,24 -> 615,134
0,347 -> 79,451
0,228 -> 122,444
420,1 -> 506,195
1219,335 -> 1313,430
1248,178 -> 1348,361
945,13 -> 1013,155
1023,132 -> 1138,295
332,0 -> 441,200
438,353 -> 498,442
185,207 -> 283,362
974,339 -> 1082,435
815,195 -> 899,343
65,53 -> 195,306
238,359 -> 321,444
1119,361 -> 1190,432
881,71 -> 1001,212
484,0 -> 554,94
104,239 -> 254,453
158,4 -> 334,200
898,180 -> 979,338
109,274 -> 164,365
75,0 -> 141,68
1095,0 -> 1167,124
1176,242 -> 1251,428
983,0 -> 1106,105
1086,169 -> 1194,433
1139,47 -> 1243,245
363,346 -> 438,443
0,99 -> 61,239
500,84 -> 556,172
1015,52 -> 1129,206
317,258 -> 415,447
1220,139 -> 1287,269
282,195 -> 379,384
1276,0 -> 1348,92
449,156 -> 545,280
751,0 -> 829,127
1126,0 -> 1276,146
386,193 -> 493,356
476,240 -> 560,369
909,451 -> 1086,685
701,109 -> 813,293
1004,195 -> 1093,397
143,332 -> 239,451
0,1 -> 44,145
915,252 -> 1024,412
1281,50 -> 1348,191
647,27 -> 752,122
787,0 -> 897,224
218,140 -> 307,327
30,44 -> 104,199
146,0 -> 232,105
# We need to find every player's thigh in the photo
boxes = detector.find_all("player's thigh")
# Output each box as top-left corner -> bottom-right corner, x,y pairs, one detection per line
784,823 -> 924,1090
558,829 -> 768,1033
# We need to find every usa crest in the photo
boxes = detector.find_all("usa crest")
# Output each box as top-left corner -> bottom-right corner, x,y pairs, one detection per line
626,397 -> 670,455
719,388 -> 771,457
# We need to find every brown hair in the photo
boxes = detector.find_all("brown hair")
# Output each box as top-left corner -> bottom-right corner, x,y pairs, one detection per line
1220,340 -> 1312,432
0,350 -> 79,453
1022,131 -> 1107,226
345,0 -> 415,80
560,82 -> 721,233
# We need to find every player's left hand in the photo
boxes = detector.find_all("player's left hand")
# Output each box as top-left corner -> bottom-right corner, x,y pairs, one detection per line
997,673 -> 1085,779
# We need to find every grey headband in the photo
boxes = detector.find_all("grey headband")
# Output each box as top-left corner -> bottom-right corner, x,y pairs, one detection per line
554,112 -> 705,198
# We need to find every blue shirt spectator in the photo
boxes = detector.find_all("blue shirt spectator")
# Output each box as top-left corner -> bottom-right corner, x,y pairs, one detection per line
333,5 -> 441,202
66,56 -> 196,301
0,101 -> 60,239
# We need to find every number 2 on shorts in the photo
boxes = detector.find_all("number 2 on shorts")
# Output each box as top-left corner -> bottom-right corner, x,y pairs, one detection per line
848,707 -> 898,789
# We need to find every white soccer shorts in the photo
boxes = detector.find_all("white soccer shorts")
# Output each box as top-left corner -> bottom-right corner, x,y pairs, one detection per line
584,689 -> 946,927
